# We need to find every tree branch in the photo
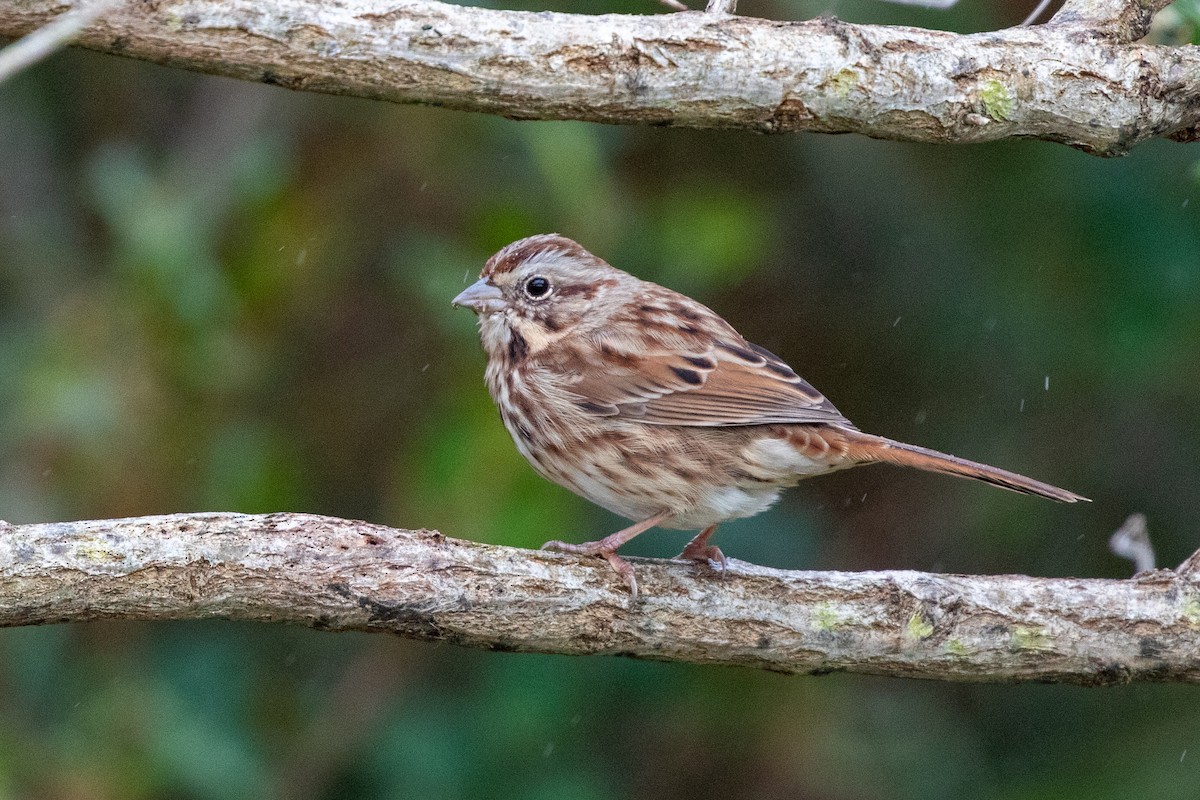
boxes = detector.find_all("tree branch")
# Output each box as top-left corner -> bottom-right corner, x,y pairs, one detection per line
4,511 -> 1200,684
0,0 -> 1197,154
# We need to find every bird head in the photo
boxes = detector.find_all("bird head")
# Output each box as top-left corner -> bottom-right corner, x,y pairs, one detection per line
452,234 -> 630,360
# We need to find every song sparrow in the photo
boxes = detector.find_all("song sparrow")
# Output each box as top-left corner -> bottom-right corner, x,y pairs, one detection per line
453,234 -> 1086,596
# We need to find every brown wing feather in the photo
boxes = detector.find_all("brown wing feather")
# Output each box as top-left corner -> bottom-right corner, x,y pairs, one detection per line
542,291 -> 853,428
625,342 -> 852,427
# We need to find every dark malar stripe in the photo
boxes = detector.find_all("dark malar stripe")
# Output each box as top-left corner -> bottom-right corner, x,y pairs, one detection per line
507,330 -> 529,362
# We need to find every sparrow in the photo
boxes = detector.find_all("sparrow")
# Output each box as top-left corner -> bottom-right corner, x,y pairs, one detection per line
453,234 -> 1087,596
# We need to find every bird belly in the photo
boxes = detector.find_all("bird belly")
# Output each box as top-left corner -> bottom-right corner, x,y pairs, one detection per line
504,416 -> 801,529
526,451 -> 785,530
661,485 -> 784,529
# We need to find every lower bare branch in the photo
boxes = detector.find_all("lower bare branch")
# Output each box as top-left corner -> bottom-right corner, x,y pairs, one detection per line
2,512 -> 1199,684
0,0 -> 1196,154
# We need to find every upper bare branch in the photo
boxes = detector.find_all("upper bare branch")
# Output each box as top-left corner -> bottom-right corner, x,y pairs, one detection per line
0,0 -> 1197,154
3,512 -> 1200,684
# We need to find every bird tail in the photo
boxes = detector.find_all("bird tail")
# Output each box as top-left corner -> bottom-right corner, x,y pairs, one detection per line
836,429 -> 1088,503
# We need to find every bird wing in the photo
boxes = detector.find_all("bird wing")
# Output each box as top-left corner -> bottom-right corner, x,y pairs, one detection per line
546,333 -> 854,429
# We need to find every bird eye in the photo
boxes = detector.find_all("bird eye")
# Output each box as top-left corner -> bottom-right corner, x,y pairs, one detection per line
524,276 -> 551,298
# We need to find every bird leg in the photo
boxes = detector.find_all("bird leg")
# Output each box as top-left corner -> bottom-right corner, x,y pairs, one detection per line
541,511 -> 672,598
678,525 -> 726,571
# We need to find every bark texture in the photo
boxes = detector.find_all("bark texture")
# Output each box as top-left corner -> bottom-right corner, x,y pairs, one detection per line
3,511 -> 1200,684
1,0 -> 1198,154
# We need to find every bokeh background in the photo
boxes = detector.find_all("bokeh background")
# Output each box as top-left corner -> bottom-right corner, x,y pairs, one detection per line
2,0 -> 1200,796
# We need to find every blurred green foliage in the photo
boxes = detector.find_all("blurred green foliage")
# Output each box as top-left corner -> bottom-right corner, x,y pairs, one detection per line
2,0 -> 1200,796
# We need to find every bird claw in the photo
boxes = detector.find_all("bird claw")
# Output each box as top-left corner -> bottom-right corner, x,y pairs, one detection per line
677,525 -> 726,574
540,539 -> 583,553
601,551 -> 639,599
541,539 -> 639,599
678,542 -> 727,574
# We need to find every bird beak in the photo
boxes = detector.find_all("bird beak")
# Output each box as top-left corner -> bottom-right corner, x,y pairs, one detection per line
452,278 -> 506,314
